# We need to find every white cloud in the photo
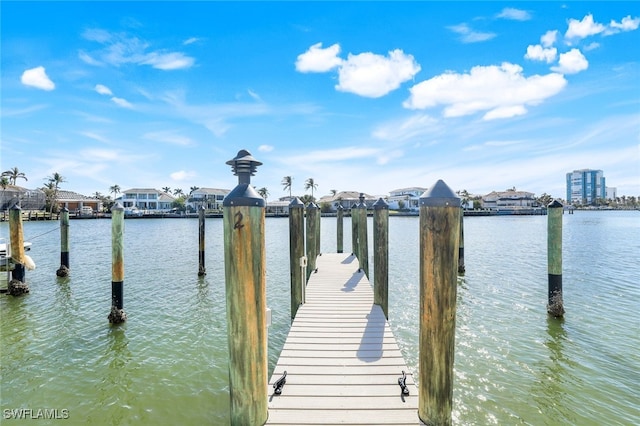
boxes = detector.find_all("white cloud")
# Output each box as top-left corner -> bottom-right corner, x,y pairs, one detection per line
258,145 -> 274,152
404,63 -> 567,120
20,66 -> 55,91
286,147 -> 380,164
295,43 -> 343,72
94,84 -> 113,96
565,14 -> 605,39
141,52 -> 195,70
78,51 -> 103,66
372,113 -> 441,142
170,170 -> 196,181
497,8 -> 531,21
525,45 -> 557,63
606,15 -> 640,34
448,23 -> 496,43
81,28 -> 195,71
541,30 -> 558,48
111,97 -> 133,108
551,48 -> 588,74
336,49 -> 421,98
143,131 -> 193,146
183,37 -> 200,45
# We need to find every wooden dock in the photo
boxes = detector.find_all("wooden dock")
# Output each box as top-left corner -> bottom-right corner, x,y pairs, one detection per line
266,252 -> 421,425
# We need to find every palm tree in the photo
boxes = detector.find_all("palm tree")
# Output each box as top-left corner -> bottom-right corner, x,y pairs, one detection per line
173,188 -> 184,197
330,189 -> 337,197
162,186 -> 171,193
257,187 -> 269,201
46,172 -> 66,213
2,167 -> 28,185
109,185 -> 121,202
189,186 -> 199,195
304,178 -> 318,199
281,176 -> 293,198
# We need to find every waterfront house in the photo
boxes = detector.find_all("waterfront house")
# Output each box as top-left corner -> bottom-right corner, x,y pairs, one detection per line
187,188 -> 230,211
482,189 -> 538,211
0,185 -> 46,211
56,190 -> 102,213
316,191 -> 377,211
387,187 -> 428,211
120,188 -> 174,213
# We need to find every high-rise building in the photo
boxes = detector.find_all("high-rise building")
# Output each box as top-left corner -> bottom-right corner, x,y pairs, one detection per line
566,169 -> 606,205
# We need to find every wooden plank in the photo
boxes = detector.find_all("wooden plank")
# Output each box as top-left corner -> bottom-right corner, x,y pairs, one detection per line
267,252 -> 419,425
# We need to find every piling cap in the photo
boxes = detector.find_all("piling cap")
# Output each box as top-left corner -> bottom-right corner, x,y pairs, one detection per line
337,204 -> 344,210
373,197 -> 388,210
306,201 -> 318,210
223,149 -> 265,207
419,179 -> 461,207
111,203 -> 124,212
289,197 -> 304,208
548,199 -> 563,208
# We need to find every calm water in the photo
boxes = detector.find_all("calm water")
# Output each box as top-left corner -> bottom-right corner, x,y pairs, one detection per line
1,211 -> 638,425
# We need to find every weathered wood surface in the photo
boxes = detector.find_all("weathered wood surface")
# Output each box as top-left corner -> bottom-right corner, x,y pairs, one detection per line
266,253 -> 421,425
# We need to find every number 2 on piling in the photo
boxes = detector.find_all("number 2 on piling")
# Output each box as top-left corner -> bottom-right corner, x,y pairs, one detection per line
234,211 -> 244,229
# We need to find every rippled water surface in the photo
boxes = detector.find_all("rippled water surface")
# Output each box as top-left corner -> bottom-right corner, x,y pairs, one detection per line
1,211 -> 638,425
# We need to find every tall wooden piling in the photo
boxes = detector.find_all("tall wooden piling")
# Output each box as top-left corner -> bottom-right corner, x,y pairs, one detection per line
306,202 -> 318,278
418,180 -> 460,426
373,198 -> 389,319
108,203 -> 126,324
56,207 -> 70,277
198,206 -> 206,276
547,200 -> 565,317
289,197 -> 305,320
8,204 -> 29,295
315,202 -> 321,257
222,150 -> 268,426
336,204 -> 344,253
351,205 -> 358,256
356,193 -> 369,277
458,209 -> 465,275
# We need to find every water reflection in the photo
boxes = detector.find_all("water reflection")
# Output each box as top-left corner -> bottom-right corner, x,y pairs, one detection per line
531,317 -> 578,425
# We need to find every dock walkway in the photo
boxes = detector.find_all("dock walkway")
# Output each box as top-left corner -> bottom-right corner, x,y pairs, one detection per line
266,252 -> 421,425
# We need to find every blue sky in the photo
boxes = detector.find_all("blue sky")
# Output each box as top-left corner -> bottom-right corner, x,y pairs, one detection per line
2,1 -> 639,200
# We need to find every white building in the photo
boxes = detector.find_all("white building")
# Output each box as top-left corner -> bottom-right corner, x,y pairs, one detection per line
316,191 -> 378,211
120,188 -> 175,212
606,187 -> 617,201
187,188 -> 230,210
482,190 -> 536,209
387,187 -> 428,211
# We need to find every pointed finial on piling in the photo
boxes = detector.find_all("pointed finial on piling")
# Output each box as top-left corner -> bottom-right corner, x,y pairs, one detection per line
373,197 -> 388,210
420,179 -> 461,207
223,149 -> 264,207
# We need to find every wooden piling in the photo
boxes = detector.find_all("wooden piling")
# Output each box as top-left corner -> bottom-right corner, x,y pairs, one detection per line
336,204 -> 344,253
222,150 -> 268,426
418,179 -> 460,426
351,205 -> 358,257
458,209 -> 465,275
356,194 -> 369,278
108,203 -> 126,323
315,202 -> 321,257
8,204 -> 29,295
547,200 -> 565,317
289,197 -> 305,320
373,198 -> 389,319
198,206 -> 206,276
305,202 -> 318,278
56,207 -> 70,277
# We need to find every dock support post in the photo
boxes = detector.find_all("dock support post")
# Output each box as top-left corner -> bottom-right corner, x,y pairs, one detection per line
356,193 -> 369,277
289,197 -> 305,320
56,207 -> 70,277
8,204 -> 29,296
547,200 -> 564,317
315,201 -> 321,257
458,209 -> 465,275
418,180 -> 460,426
198,206 -> 206,276
336,204 -> 344,253
108,203 -> 126,323
306,202 -> 318,277
373,198 -> 388,319
222,150 -> 268,426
